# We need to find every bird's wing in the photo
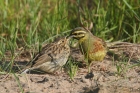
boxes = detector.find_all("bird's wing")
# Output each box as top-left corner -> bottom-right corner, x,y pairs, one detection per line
31,43 -> 55,67
32,53 -> 52,67
94,36 -> 107,48
89,36 -> 106,53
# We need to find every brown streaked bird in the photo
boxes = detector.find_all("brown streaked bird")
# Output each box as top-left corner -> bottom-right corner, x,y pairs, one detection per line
107,41 -> 140,60
70,27 -> 107,72
22,36 -> 71,74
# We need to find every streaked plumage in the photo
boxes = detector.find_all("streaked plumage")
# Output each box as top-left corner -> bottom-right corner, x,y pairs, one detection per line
22,36 -> 71,74
107,41 -> 140,60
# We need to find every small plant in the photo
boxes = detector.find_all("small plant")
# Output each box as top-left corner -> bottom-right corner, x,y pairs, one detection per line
65,58 -> 78,80
116,61 -> 128,76
13,73 -> 24,93
115,56 -> 140,76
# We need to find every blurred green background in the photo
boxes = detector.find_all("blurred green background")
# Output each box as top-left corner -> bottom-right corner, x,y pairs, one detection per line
0,0 -> 140,72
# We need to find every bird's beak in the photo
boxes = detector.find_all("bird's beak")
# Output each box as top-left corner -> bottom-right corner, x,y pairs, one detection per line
66,35 -> 74,39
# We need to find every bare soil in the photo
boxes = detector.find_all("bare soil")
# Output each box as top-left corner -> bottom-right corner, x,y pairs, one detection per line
0,48 -> 140,93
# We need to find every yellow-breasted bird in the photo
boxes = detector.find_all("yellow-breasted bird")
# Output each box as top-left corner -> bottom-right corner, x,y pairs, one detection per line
70,27 -> 107,72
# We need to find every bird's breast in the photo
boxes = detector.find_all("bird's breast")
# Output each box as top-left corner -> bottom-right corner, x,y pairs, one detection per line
80,38 -> 106,61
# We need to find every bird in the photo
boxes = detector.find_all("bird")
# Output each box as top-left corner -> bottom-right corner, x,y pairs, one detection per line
107,41 -> 140,61
69,27 -> 107,72
21,36 -> 71,74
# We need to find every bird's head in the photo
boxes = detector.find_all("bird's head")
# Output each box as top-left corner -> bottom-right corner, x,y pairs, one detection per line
57,36 -> 73,46
70,27 -> 90,41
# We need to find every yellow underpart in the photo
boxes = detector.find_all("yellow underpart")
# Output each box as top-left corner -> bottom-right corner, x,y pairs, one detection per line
88,50 -> 106,62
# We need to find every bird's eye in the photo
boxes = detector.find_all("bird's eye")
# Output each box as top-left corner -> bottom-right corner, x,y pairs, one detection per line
60,40 -> 65,43
73,32 -> 80,35
76,33 -> 79,35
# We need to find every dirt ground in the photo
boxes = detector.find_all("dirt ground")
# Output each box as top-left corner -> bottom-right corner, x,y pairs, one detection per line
0,48 -> 140,93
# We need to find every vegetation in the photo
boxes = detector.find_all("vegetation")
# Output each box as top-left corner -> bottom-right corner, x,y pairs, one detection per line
0,0 -> 140,75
